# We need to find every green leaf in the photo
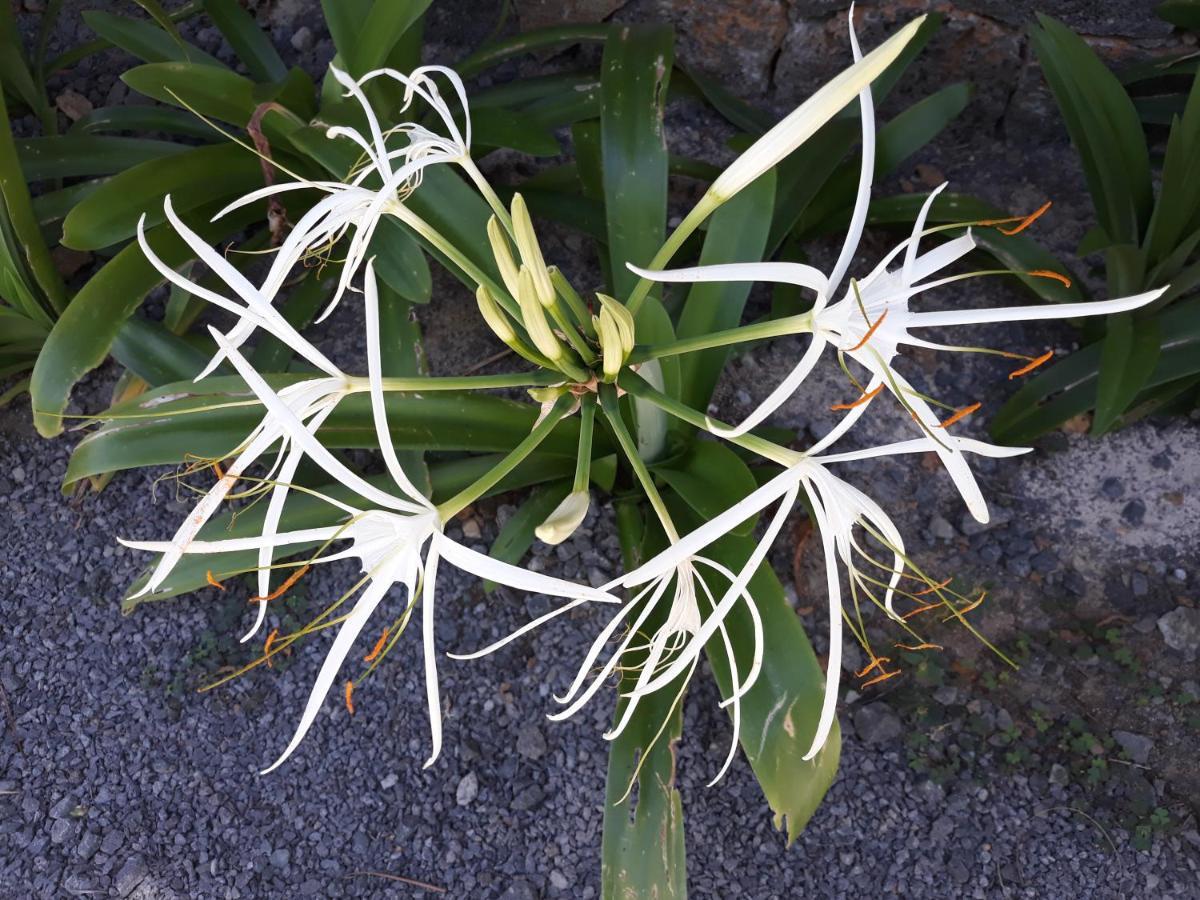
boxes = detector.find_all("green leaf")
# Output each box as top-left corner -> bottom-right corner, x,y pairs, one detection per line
366,216 -> 433,303
456,24 -> 611,80
600,499 -> 686,900
250,269 -> 336,372
671,498 -> 841,843
483,479 -> 572,592
110,316 -> 210,386
1143,69 -> 1200,269
1158,0 -> 1200,30
674,170 -> 775,411
654,441 -> 758,537
349,0 -> 432,76
1032,15 -> 1153,245
1092,313 -> 1162,434
202,0 -> 288,83
600,25 -> 674,298
472,106 -> 561,157
17,135 -> 189,180
83,10 -> 224,67
63,377 -> 584,485
0,3 -> 43,117
62,142 -> 266,250
29,200 -> 263,437
122,62 -> 258,126
69,104 -> 221,140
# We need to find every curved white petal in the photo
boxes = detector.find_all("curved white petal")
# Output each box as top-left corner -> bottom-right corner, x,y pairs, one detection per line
627,260 -> 830,296
802,493 -> 843,760
421,542 -> 443,768
708,334 -> 827,438
908,286 -> 1168,329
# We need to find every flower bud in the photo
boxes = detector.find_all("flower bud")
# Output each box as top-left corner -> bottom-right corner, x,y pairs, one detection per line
596,294 -> 634,354
517,266 -> 563,361
487,215 -> 521,300
597,308 -> 625,381
511,193 -> 555,307
476,284 -> 516,343
535,490 -> 590,544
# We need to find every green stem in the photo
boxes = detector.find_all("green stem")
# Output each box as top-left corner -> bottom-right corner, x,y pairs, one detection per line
618,370 -> 799,467
548,302 -> 596,364
549,266 -> 595,337
625,195 -> 719,316
600,385 -> 678,541
630,312 -> 813,363
437,393 -> 576,519
363,370 -> 561,393
459,156 -> 514,236
573,396 -> 596,492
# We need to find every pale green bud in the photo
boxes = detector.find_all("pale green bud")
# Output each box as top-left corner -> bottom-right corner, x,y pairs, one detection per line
535,490 -> 590,545
487,215 -> 521,300
511,193 -> 555,307
518,266 -> 563,361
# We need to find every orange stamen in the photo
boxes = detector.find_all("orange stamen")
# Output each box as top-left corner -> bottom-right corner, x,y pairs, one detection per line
894,642 -> 943,652
205,570 -> 226,591
263,627 -> 279,668
915,576 -> 953,597
344,681 -> 355,716
831,383 -> 884,411
937,402 -> 981,429
847,309 -> 889,352
363,628 -> 390,664
250,565 -> 310,604
902,601 -> 940,621
1028,269 -> 1072,288
998,201 -> 1051,235
856,656 -> 891,678
211,461 -> 224,480
1008,350 -> 1054,379
943,591 -> 987,622
862,669 -> 901,688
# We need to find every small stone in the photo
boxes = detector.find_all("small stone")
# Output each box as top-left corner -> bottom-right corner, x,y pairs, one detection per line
1100,477 -> 1124,499
500,880 -> 538,900
456,771 -> 478,806
1049,763 -> 1069,786
55,89 -> 93,122
1112,730 -> 1154,765
929,514 -> 955,541
550,870 -> 569,889
461,518 -> 482,539
290,25 -> 314,51
115,857 -> 148,898
11,466 -> 25,484
50,818 -> 74,844
77,830 -> 101,860
270,848 -> 291,870
1121,499 -> 1146,527
515,724 -> 547,760
379,773 -> 398,790
853,703 -> 902,746
511,784 -> 545,811
99,830 -> 125,855
932,686 -> 959,706
1131,572 -> 1150,598
1157,607 -> 1200,653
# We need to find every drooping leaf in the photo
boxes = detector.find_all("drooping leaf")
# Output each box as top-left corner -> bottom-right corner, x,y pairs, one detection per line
202,0 -> 288,83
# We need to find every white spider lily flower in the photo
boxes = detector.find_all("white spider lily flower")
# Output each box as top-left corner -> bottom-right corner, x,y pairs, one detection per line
212,64 -> 474,326
121,322 -> 613,774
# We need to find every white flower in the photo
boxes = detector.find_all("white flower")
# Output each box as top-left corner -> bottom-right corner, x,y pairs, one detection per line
121,316 -> 613,774
213,65 -> 474,325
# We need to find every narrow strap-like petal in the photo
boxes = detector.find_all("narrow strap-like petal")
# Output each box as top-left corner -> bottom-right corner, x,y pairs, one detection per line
708,334 -> 827,438
909,286 -> 1167,329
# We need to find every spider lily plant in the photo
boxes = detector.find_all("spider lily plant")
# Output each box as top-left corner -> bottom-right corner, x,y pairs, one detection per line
44,5 -> 1166,897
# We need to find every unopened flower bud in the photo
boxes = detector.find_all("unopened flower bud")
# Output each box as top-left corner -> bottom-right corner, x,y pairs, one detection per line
487,216 -> 521,299
511,193 -> 555,306
518,266 -> 564,361
535,490 -> 590,544
476,284 -> 516,343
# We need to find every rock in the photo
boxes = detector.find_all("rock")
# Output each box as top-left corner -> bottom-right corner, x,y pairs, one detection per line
1157,607 -> 1200,653
515,0 -> 626,32
290,25 -> 314,51
269,848 -> 290,870
115,857 -> 148,898
1121,499 -> 1146,527
1049,763 -> 1069,786
499,880 -> 538,900
54,89 -> 93,122
929,514 -> 955,540
668,0 -> 789,93
1131,572 -> 1149,597
511,784 -> 545,811
1100,476 -> 1124,499
380,772 -> 398,789
456,771 -> 478,806
77,829 -> 101,860
461,518 -> 482,539
99,830 -> 125,856
932,686 -> 959,706
853,703 -> 902,746
515,724 -> 547,760
1112,730 -> 1154,765
550,870 -> 569,889
49,818 -> 74,844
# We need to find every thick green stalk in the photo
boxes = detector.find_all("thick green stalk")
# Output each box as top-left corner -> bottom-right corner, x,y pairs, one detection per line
618,370 -> 799,467
630,312 -> 813,363
600,385 -> 678,541
549,266 -> 596,337
459,156 -> 514,236
573,396 -> 596,491
625,196 -> 719,315
369,370 -> 562,392
436,393 -> 576,519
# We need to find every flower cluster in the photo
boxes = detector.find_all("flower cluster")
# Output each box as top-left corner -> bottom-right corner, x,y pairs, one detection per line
119,15 -> 1165,782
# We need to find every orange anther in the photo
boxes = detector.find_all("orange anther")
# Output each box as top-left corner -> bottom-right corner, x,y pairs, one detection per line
847,309 -> 889,352
344,680 -> 355,716
1027,269 -> 1072,288
264,627 -> 279,668
211,461 -> 225,480
831,383 -> 884,411
937,402 -> 981,429
894,642 -> 943,652
1008,350 -> 1054,379
902,601 -> 940,621
998,201 -> 1051,235
250,565 -> 311,605
205,570 -> 226,591
943,591 -> 987,622
862,669 -> 901,688
856,656 -> 891,678
915,576 -> 953,597
364,628 -> 390,664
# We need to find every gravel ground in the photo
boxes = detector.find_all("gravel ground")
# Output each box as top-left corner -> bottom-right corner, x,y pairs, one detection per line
3,1 -> 1200,897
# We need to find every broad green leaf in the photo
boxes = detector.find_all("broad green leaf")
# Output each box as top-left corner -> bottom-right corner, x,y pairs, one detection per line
600,25 -> 674,298
674,170 -> 775,411
29,201 -> 263,437
0,3 -> 43,116
670,498 -> 841,843
1143,68 -> 1200,268
17,135 -> 189,180
1092,313 -> 1162,434
367,217 -> 432,303
250,269 -> 336,372
1032,16 -> 1153,245
69,104 -> 221,140
601,499 -> 686,900
63,376 -> 584,484
472,106 -> 561,156
62,142 -> 265,250
654,441 -> 758,537
122,62 -> 260,127
83,10 -> 224,67
202,0 -> 288,83
349,0 -> 432,75
456,24 -> 611,79
110,316 -> 210,386
1158,0 -> 1200,30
